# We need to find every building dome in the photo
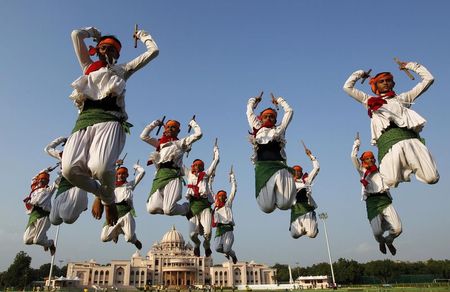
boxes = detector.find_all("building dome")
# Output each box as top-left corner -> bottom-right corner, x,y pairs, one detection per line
161,225 -> 185,245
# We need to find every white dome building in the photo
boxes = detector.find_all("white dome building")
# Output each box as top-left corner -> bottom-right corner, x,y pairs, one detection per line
66,226 -> 275,289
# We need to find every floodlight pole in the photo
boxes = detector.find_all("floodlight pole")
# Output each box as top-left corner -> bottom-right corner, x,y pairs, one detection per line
318,212 -> 336,289
47,225 -> 61,290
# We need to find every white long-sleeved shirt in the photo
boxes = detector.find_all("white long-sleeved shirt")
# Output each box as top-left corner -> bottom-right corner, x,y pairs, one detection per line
184,146 -> 220,203
294,156 -> 320,208
351,140 -> 391,201
44,136 -> 67,161
343,62 -> 433,145
140,120 -> 202,172
29,181 -> 58,213
114,164 -> 145,209
69,27 -> 159,118
213,174 -> 237,225
247,97 -> 293,164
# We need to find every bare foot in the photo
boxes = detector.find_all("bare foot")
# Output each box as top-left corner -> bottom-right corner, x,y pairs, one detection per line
49,244 -> 56,256
231,254 -> 238,264
105,203 -> 118,226
91,197 -> 104,220
194,246 -> 200,257
135,239 -> 142,250
387,243 -> 397,256
379,242 -> 387,254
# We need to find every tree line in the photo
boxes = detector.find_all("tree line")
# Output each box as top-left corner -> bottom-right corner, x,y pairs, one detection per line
272,258 -> 450,285
2,251 -> 450,289
0,251 -> 67,290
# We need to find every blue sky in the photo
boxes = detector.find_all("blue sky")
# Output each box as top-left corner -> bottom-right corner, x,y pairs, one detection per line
1,1 -> 449,271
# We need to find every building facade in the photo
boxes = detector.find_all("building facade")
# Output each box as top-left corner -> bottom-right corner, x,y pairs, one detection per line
66,226 -> 276,289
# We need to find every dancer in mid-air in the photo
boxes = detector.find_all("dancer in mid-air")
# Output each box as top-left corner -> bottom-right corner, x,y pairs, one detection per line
351,134 -> 401,255
343,60 -> 439,188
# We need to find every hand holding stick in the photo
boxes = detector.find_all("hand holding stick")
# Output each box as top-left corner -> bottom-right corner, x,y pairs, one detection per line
133,160 -> 140,176
361,69 -> 372,84
116,153 -> 127,168
187,115 -> 196,133
270,93 -> 279,110
133,24 -> 139,48
229,165 -> 234,182
253,91 -> 264,110
301,140 -> 311,157
47,162 -> 61,172
394,57 -> 415,80
156,115 -> 166,136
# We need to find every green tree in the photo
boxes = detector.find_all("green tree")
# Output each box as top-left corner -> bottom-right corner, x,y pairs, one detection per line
271,263 -> 290,283
364,260 -> 399,284
35,263 -> 62,281
333,258 -> 363,284
2,251 -> 34,289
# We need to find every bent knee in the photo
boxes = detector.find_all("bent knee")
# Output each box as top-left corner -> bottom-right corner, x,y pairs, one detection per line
258,203 -> 276,214
307,230 -> 318,238
391,226 -> 402,237
424,174 -> 439,185
62,216 -> 78,224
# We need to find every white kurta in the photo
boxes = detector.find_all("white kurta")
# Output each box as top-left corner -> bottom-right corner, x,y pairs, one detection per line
351,139 -> 402,245
141,119 -> 202,215
101,165 -> 145,244
290,156 -> 320,239
343,62 -> 439,188
185,146 -> 220,249
62,27 -> 159,205
23,181 -> 57,248
45,136 -> 88,225
247,97 -> 296,212
214,174 -> 237,258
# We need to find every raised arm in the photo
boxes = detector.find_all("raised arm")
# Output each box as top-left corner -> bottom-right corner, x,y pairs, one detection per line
246,97 -> 262,129
275,96 -> 293,135
140,120 -> 161,148
71,27 -> 101,73
343,70 -> 371,105
44,136 -> 67,161
399,62 -> 434,104
123,29 -> 159,80
351,137 -> 363,175
226,172 -> 237,208
131,163 -> 146,190
182,119 -> 203,148
205,145 -> 220,177
305,153 -> 320,184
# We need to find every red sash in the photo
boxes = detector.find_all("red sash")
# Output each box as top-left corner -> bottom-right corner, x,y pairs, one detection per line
367,91 -> 396,118
187,172 -> 206,198
360,165 -> 378,188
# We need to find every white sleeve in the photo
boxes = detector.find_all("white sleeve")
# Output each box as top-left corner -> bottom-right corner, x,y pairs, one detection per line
140,120 -> 160,147
71,28 -> 97,73
206,146 -> 220,177
182,120 -> 203,148
123,30 -> 159,80
343,70 -> 371,106
246,98 -> 262,129
351,140 -> 363,175
131,164 -> 146,190
398,62 -> 434,105
44,136 -> 66,160
306,156 -> 320,184
226,173 -> 237,208
275,97 -> 293,135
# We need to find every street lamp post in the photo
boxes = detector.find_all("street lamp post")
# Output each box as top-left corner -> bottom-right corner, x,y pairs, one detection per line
318,212 -> 336,289
47,225 -> 61,290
